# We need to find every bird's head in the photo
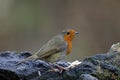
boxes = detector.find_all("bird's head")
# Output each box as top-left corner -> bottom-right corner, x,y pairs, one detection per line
62,29 -> 79,42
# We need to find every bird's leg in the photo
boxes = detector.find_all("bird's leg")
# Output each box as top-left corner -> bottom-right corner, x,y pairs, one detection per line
48,63 -> 60,72
48,63 -> 68,73
53,63 -> 68,73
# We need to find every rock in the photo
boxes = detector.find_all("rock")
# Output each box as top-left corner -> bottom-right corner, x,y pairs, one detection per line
0,43 -> 120,80
79,74 -> 98,80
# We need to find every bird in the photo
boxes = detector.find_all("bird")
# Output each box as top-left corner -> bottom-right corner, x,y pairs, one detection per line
17,29 -> 79,65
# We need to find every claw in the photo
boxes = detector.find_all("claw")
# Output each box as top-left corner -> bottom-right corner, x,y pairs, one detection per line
48,63 -> 68,73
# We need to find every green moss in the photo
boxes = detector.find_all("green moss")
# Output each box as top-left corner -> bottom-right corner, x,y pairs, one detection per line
93,69 -> 120,80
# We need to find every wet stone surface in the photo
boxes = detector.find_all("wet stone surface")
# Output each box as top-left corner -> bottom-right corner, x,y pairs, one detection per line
0,44 -> 120,80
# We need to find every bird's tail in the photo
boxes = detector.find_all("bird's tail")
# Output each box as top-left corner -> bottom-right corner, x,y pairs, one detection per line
17,54 -> 38,65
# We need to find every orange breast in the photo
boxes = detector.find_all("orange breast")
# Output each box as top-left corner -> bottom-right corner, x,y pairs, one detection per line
66,41 -> 72,54
64,35 -> 73,55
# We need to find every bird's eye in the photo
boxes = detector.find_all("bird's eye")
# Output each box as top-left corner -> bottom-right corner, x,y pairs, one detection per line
67,32 -> 70,35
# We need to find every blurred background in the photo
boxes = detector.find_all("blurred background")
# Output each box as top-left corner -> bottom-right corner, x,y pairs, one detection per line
0,0 -> 120,61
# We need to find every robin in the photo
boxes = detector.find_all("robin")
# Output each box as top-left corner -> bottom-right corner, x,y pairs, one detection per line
17,29 -> 79,65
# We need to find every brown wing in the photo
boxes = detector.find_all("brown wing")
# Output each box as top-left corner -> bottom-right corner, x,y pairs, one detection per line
39,48 -> 60,59
35,34 -> 67,59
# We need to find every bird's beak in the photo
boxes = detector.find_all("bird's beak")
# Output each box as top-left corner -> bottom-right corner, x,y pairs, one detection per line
75,32 -> 79,34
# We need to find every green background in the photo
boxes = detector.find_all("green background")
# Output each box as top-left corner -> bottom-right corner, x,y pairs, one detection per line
0,0 -> 120,61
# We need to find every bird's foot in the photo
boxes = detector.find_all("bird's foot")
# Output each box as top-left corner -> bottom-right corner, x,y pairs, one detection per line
48,64 -> 68,73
